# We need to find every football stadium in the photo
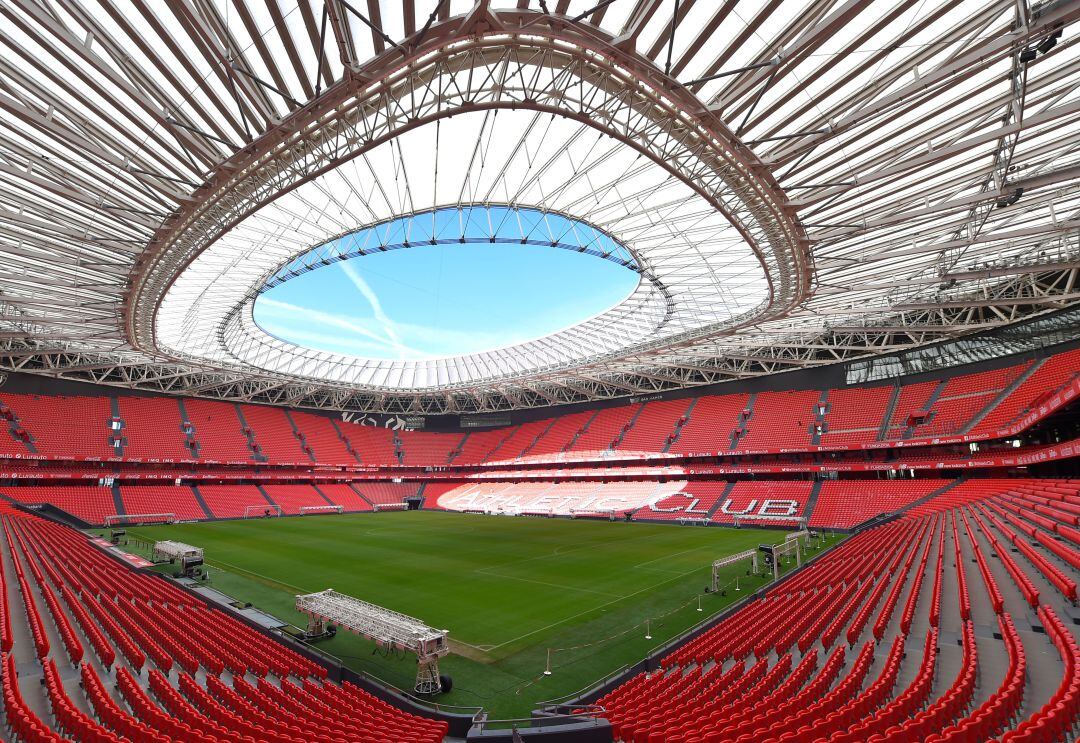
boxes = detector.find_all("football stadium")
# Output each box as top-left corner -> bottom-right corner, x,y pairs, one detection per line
1,2 -> 1080,742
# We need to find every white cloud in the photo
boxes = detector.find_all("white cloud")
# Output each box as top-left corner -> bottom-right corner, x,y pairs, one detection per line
257,297 -> 419,356
339,261 -> 407,357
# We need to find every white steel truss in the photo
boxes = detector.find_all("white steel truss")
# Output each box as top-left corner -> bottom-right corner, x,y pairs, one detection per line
0,1 -> 1077,413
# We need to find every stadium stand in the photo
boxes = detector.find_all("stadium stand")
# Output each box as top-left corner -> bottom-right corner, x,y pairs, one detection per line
523,411 -> 595,458
818,385 -> 892,446
570,404 -> 642,454
2,395 -> 113,459
315,483 -> 373,512
0,501 -> 448,742
809,479 -> 951,529
340,425 -> 400,466
238,405 -> 310,463
351,482 -> 418,509
261,484 -> 331,515
668,393 -> 750,455
119,485 -> 207,522
0,347 -> 1074,470
709,481 -> 814,526
182,400 -> 254,462
737,390 -> 819,451
596,479 -> 1080,742
972,350 -> 1080,434
289,411 -> 357,464
118,397 -> 192,461
450,427 -> 514,464
399,431 -> 465,467
615,399 -> 693,453
0,486 -> 116,526
196,485 -> 272,520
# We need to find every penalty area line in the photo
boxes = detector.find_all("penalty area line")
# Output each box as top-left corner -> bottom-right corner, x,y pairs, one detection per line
485,559 -> 712,652
473,567 -> 621,598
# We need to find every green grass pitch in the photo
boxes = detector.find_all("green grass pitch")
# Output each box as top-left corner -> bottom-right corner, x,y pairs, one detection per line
118,511 -> 817,718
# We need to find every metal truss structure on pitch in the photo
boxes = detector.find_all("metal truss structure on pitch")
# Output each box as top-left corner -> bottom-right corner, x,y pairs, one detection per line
0,0 -> 1079,414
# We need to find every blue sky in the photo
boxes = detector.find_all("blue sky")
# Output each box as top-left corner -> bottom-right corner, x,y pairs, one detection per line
254,243 -> 639,359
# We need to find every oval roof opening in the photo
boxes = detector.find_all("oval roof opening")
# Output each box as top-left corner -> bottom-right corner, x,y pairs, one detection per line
254,206 -> 641,360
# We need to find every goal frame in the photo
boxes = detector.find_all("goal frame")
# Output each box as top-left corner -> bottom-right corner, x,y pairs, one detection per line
244,504 -> 283,518
299,505 -> 345,516
105,513 -> 175,526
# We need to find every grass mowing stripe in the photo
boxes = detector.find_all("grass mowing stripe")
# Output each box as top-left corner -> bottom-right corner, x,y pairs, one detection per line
116,511 -> 825,718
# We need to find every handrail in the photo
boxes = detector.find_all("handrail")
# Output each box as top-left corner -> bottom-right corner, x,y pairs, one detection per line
471,708 -> 608,732
535,667 -> 630,710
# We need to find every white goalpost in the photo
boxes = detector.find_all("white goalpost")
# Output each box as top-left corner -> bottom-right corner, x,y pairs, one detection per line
105,513 -> 175,526
299,505 -> 344,516
244,504 -> 283,518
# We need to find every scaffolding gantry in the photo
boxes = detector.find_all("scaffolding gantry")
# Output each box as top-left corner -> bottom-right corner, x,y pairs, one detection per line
296,589 -> 449,694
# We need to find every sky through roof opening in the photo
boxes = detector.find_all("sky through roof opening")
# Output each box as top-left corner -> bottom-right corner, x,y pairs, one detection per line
253,207 -> 641,361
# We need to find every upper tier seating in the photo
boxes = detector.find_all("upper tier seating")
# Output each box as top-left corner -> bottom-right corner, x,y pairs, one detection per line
907,364 -> 1030,439
616,399 -> 693,453
450,428 -> 514,464
819,385 -> 892,445
881,380 -> 938,440
289,411 -> 357,464
523,411 -> 595,457
973,348 -> 1080,434
239,405 -> 309,463
399,432 -> 464,467
668,393 -> 750,455
0,501 -> 448,742
569,405 -> 642,454
118,396 -> 192,460
340,424 -> 399,466
737,390 -> 819,451
0,347 -> 1077,467
183,400 -> 253,462
2,395 -> 113,459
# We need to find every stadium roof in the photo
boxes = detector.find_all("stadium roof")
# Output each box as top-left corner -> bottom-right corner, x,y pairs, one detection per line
1,0 -> 1079,414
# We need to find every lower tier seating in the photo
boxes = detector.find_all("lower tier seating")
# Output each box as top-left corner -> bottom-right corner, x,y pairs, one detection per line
0,501 -> 449,742
809,479 -> 947,528
596,479 -> 1080,742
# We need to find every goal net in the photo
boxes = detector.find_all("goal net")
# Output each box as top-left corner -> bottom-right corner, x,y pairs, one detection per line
105,513 -> 175,526
300,505 -> 344,516
244,504 -> 283,518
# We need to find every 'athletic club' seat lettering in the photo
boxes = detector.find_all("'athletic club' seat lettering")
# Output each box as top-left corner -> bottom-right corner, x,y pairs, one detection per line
435,484 -> 799,519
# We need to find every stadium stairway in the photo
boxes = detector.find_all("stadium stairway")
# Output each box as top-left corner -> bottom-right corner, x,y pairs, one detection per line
809,391 -> 828,446
594,480 -> 1080,742
729,393 -> 756,450
108,485 -> 125,522
188,485 -> 215,521
963,359 -> 1046,434
662,398 -> 696,453
877,385 -> 902,441
801,481 -> 823,526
